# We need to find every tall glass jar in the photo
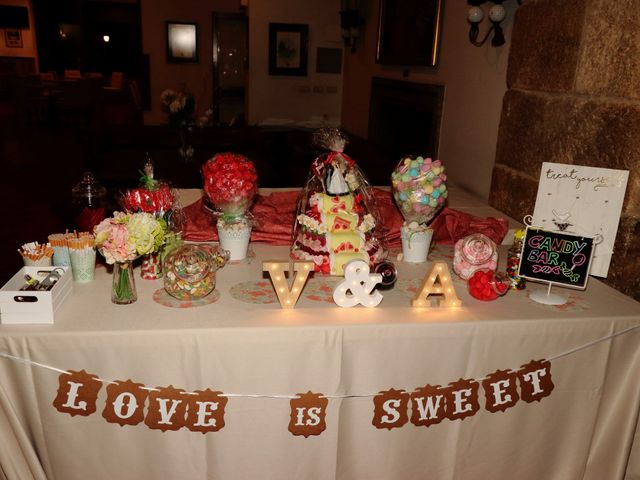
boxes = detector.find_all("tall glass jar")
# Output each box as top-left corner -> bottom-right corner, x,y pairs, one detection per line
72,172 -> 107,232
506,228 -> 526,290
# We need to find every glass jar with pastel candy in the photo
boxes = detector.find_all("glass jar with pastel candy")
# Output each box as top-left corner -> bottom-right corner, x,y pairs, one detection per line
391,156 -> 448,262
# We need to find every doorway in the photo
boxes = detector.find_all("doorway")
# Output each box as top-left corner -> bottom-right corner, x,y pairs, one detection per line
212,12 -> 248,126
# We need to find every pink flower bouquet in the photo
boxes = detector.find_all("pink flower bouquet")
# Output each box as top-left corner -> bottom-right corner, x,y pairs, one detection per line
93,212 -> 167,304
94,212 -> 167,264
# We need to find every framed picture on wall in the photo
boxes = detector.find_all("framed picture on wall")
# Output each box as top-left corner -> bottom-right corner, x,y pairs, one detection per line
376,0 -> 443,66
166,22 -> 198,63
268,23 -> 308,76
4,29 -> 23,48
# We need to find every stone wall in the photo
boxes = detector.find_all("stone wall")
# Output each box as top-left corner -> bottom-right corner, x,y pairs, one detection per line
489,0 -> 640,299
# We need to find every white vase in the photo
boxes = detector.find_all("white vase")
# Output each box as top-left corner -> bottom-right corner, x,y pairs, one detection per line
217,220 -> 251,261
401,225 -> 433,263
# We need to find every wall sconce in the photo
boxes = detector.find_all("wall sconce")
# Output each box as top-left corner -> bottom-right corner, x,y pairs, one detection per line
467,0 -> 521,47
340,0 -> 361,53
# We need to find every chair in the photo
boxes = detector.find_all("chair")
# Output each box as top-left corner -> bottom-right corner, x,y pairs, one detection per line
106,72 -> 123,91
9,76 -> 49,125
85,72 -> 104,80
39,71 -> 57,83
54,79 -> 103,126
64,69 -> 82,80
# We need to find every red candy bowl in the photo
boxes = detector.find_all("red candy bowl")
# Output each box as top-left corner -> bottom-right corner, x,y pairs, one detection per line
202,152 -> 259,218
467,269 -> 509,301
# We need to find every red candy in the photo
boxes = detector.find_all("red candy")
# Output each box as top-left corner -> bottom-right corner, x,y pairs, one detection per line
202,153 -> 258,215
467,269 -> 509,301
122,185 -> 175,214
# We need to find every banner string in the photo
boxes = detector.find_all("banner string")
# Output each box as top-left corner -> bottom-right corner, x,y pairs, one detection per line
1,323 -> 638,400
547,323 -> 640,362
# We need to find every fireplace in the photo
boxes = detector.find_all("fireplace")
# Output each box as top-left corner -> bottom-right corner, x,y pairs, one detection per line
367,77 -> 444,162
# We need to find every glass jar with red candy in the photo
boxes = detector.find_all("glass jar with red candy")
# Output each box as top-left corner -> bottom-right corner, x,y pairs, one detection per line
467,269 -> 509,301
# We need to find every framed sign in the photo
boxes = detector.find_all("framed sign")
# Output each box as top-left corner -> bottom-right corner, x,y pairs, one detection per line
166,22 -> 198,63
268,23 -> 308,76
4,29 -> 22,48
376,0 -> 443,66
532,162 -> 628,278
518,227 -> 595,290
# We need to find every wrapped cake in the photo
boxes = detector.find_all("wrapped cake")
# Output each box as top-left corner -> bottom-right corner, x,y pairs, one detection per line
290,129 -> 385,275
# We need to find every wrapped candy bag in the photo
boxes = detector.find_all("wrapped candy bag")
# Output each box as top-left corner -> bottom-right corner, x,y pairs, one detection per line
120,156 -> 183,231
119,156 -> 182,279
290,128 -> 386,275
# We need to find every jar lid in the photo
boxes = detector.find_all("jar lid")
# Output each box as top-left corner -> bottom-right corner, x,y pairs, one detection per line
460,233 -> 496,265
166,245 -> 212,283
72,172 -> 106,200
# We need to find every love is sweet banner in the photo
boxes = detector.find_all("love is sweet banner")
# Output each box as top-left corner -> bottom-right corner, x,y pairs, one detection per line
1,324 -> 637,438
50,360 -> 553,437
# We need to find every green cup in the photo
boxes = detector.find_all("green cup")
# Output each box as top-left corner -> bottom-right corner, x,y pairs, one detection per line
69,248 -> 96,283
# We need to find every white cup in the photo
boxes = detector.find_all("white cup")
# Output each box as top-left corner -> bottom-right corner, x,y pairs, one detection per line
23,256 -> 53,267
401,226 -> 433,263
217,221 -> 251,261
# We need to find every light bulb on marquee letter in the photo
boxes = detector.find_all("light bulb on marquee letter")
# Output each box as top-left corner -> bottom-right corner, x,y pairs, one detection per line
412,262 -> 461,308
263,261 -> 314,309
333,259 -> 383,308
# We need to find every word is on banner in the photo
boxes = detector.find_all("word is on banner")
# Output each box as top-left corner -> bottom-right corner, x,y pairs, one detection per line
372,360 -> 553,430
289,391 -> 328,437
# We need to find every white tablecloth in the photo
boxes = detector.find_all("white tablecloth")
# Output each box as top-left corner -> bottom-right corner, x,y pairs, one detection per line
0,190 -> 639,480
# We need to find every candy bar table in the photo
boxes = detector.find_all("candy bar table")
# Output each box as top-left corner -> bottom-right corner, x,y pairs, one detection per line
0,189 -> 639,480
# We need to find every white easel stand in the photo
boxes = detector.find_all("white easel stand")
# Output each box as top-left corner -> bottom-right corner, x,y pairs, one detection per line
529,283 -> 568,306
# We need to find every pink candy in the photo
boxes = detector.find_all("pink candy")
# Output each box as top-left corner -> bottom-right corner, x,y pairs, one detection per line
453,234 -> 498,280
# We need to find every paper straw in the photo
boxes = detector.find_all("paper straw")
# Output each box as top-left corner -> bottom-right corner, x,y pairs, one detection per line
18,242 -> 54,261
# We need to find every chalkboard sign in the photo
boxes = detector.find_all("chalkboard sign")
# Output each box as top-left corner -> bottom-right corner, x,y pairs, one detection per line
518,227 -> 595,290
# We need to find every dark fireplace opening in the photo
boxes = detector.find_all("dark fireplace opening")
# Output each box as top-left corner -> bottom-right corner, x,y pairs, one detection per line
367,77 -> 444,162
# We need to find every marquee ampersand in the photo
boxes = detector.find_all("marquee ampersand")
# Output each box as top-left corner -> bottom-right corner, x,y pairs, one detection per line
333,259 -> 383,308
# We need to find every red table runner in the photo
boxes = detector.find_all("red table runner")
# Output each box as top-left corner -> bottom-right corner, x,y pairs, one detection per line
182,189 -> 509,248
